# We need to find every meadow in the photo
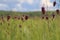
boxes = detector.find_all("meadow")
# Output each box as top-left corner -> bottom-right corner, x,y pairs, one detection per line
0,11 -> 60,40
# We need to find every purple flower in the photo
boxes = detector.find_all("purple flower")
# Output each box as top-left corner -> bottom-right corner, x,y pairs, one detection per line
41,7 -> 46,14
7,15 -> 11,21
46,16 -> 48,20
53,1 -> 56,7
42,16 -> 44,19
56,9 -> 59,14
25,15 -> 29,20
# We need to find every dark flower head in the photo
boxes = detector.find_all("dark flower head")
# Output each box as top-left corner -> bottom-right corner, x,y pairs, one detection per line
7,15 -> 10,21
21,15 -> 29,21
15,16 -> 17,19
56,9 -> 59,14
53,1 -> 56,7
14,16 -> 17,19
25,15 -> 29,20
42,16 -> 44,19
41,7 -> 46,14
46,16 -> 48,20
52,13 -> 55,19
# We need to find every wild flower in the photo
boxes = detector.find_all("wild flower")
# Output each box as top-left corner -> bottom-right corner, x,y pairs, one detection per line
14,16 -> 17,19
53,1 -> 56,7
46,16 -> 48,20
41,7 -> 46,15
25,15 -> 29,20
42,16 -> 44,19
52,13 -> 55,19
7,15 -> 10,21
56,9 -> 59,14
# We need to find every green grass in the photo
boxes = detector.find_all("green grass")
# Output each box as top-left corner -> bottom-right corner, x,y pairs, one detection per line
0,11 -> 60,40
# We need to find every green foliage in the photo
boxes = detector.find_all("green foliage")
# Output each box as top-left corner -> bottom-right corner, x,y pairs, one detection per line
0,11 -> 60,40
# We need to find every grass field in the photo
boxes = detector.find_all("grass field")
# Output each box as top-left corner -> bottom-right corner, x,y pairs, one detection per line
0,11 -> 60,40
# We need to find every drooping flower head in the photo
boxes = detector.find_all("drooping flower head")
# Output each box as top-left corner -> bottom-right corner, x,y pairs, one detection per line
7,15 -> 11,21
42,16 -> 44,19
25,15 -> 29,20
56,9 -> 59,14
41,6 -> 46,15
46,16 -> 48,20
52,13 -> 55,19
53,1 -> 56,7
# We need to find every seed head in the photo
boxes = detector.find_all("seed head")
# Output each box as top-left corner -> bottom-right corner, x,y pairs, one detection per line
42,16 -> 44,19
14,16 -> 17,19
41,7 -> 46,14
25,15 -> 29,20
46,16 -> 48,20
56,9 -> 59,14
53,1 -> 56,7
7,15 -> 10,21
